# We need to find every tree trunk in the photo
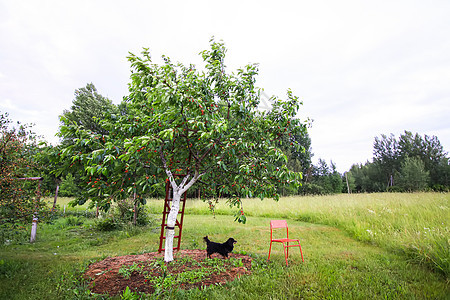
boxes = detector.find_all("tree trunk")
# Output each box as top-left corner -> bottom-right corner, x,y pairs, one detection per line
162,167 -> 200,263
52,184 -> 60,210
133,192 -> 137,226
164,189 -> 182,262
345,173 -> 351,194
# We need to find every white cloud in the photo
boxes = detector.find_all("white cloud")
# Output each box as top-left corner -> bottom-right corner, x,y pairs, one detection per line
0,99 -> 17,110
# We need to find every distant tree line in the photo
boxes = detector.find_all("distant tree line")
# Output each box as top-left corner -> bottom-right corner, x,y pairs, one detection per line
277,130 -> 448,195
346,131 -> 449,193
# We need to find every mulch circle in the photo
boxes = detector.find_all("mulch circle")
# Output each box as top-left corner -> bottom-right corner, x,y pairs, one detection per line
84,249 -> 252,296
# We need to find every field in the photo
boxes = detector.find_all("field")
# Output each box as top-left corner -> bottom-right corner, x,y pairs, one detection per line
0,193 -> 448,299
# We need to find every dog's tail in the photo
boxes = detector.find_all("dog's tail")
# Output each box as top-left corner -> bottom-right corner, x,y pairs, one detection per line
203,236 -> 210,244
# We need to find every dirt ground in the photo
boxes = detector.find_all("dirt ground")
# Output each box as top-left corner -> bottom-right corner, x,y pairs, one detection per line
84,249 -> 252,296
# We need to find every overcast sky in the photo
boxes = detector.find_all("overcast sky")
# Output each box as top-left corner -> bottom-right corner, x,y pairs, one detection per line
1,0 -> 449,172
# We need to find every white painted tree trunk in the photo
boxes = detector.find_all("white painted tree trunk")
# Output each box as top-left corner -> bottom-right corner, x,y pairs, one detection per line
164,189 -> 182,262
30,214 -> 38,243
163,170 -> 201,263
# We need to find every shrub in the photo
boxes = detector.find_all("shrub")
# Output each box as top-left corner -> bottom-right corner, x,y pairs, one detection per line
65,216 -> 84,227
299,183 -> 325,195
94,216 -> 120,231
431,184 -> 449,192
0,224 -> 29,245
58,174 -> 79,197
114,199 -> 152,226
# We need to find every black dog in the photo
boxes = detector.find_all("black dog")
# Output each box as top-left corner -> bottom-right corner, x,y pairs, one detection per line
203,236 -> 237,258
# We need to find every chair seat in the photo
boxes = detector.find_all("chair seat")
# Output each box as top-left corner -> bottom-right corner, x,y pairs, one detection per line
271,238 -> 300,243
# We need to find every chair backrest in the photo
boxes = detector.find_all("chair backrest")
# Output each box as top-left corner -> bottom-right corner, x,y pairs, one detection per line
270,220 -> 289,239
270,220 -> 288,229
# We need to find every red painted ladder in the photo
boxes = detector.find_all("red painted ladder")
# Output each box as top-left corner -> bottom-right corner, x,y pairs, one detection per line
158,179 -> 187,253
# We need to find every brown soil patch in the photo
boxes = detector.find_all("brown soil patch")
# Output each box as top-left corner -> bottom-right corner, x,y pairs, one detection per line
84,249 -> 252,296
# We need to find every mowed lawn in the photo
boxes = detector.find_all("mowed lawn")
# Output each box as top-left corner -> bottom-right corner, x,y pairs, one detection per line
0,193 -> 448,299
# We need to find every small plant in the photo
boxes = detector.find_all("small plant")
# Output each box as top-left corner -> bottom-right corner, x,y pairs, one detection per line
118,263 -> 144,279
176,269 -> 207,284
174,256 -> 202,268
146,261 -> 177,295
140,255 -> 247,297
231,257 -> 244,268
121,286 -> 141,300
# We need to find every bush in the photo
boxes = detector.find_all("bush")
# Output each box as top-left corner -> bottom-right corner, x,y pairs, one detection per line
94,216 -> 120,231
0,223 -> 29,245
58,174 -> 79,197
114,199 -> 152,226
299,183 -> 325,195
431,184 -> 449,192
65,216 -> 84,227
94,201 -> 153,232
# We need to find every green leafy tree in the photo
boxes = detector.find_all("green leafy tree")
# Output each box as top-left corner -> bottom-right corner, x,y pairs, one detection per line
61,83 -> 118,135
58,173 -> 78,197
348,163 -> 366,193
433,157 -> 450,190
280,128 -> 313,196
373,133 -> 399,188
348,162 -> 385,193
275,123 -> 312,196
373,131 -> 448,190
58,39 -> 307,262
57,83 -> 121,208
0,112 -> 47,240
32,143 -> 62,205
397,131 -> 447,187
306,159 -> 343,194
343,171 -> 355,193
280,127 -> 312,173
395,156 -> 430,192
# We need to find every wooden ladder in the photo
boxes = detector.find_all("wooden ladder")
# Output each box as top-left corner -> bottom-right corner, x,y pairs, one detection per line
158,179 -> 187,253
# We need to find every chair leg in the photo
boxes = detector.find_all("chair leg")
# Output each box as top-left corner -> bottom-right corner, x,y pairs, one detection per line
298,243 -> 304,262
268,241 -> 273,260
283,243 -> 289,266
287,241 -> 289,258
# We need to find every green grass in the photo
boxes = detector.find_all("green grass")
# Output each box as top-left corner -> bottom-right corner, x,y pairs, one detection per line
1,193 -> 449,299
174,192 -> 450,277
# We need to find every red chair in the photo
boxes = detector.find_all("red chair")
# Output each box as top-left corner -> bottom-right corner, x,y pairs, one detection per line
268,220 -> 304,266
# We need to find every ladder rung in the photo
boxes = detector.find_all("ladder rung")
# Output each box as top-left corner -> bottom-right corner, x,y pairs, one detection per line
160,235 -> 181,240
162,210 -> 184,215
159,247 -> 180,252
161,223 -> 181,227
